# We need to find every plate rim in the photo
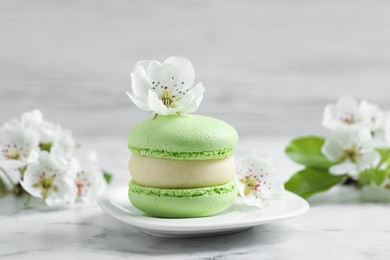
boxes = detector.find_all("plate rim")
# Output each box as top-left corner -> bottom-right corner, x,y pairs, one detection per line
97,186 -> 309,232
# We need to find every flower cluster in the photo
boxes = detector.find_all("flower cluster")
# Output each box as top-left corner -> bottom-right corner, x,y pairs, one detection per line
321,96 -> 385,178
126,56 -> 205,117
236,152 -> 284,208
0,110 -> 109,206
285,96 -> 390,201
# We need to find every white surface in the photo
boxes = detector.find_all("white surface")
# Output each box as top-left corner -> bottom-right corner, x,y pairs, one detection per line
1,136 -> 390,259
97,186 -> 309,238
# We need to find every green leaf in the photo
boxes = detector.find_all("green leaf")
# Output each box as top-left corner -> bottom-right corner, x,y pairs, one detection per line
285,168 -> 347,199
39,142 -> 52,152
103,171 -> 113,184
359,168 -> 389,186
0,177 -> 8,198
376,148 -> 390,167
285,136 -> 335,169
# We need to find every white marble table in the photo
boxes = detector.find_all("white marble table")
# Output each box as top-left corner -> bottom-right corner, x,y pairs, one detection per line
1,136 -> 390,260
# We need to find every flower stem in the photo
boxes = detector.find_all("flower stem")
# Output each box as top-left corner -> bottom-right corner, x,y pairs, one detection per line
0,167 -> 15,187
153,113 -> 159,120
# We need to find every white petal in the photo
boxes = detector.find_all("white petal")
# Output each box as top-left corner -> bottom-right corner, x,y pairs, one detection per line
45,177 -> 77,206
360,100 -> 386,132
147,60 -> 176,88
131,66 -> 152,98
0,160 -> 25,170
243,192 -> 270,208
355,127 -> 375,151
0,121 -> 39,168
322,96 -> 362,129
329,161 -> 356,175
146,90 -> 176,115
356,150 -> 380,172
21,109 -> 43,127
126,91 -> 151,112
164,56 -> 195,88
133,60 -> 153,71
322,104 -> 336,129
20,163 -> 44,199
51,130 -> 76,168
180,82 -> 205,114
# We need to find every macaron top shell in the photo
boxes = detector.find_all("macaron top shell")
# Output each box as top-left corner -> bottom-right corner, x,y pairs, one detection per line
128,114 -> 238,160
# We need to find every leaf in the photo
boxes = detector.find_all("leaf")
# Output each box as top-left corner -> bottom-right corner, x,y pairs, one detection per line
103,171 -> 113,184
285,168 -> 347,199
376,148 -> 390,167
39,142 -> 52,152
359,168 -> 389,186
0,177 -> 8,198
285,136 -> 334,169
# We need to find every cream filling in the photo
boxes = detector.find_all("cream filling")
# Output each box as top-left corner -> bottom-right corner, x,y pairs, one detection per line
129,154 -> 235,189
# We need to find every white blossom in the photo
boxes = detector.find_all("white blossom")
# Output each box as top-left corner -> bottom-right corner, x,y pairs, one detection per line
73,148 -> 106,202
126,56 -> 205,115
20,151 -> 77,206
21,109 -> 62,144
360,100 -> 386,133
322,96 -> 362,129
322,126 -> 379,177
236,152 -> 284,208
51,130 -> 76,168
0,120 -> 39,170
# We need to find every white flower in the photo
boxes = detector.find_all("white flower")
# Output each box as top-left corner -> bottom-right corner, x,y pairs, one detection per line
20,151 -> 77,206
0,120 -> 39,169
360,100 -> 386,133
236,152 -> 284,208
50,130 -> 76,168
322,96 -> 362,129
126,56 -> 205,115
322,126 -> 379,177
322,96 -> 385,133
73,148 -> 106,202
21,109 -> 62,144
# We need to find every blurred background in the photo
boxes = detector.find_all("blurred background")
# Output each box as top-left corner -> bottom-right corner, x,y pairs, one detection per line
1,0 -> 390,139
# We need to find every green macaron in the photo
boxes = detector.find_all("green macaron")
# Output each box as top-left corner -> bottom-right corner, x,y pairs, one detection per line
128,180 -> 237,218
128,114 -> 239,160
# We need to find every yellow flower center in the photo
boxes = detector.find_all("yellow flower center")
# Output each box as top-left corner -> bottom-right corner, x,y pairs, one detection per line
344,145 -> 363,163
6,149 -> 20,160
161,90 -> 177,108
33,175 -> 58,200
239,175 -> 261,196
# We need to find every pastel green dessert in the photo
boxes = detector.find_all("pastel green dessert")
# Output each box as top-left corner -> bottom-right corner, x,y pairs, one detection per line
129,180 -> 237,218
128,114 -> 239,218
128,114 -> 238,160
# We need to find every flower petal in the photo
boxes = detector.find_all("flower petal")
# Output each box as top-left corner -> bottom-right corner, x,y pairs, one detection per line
165,56 -> 195,88
180,82 -> 205,114
329,161 -> 356,175
322,95 -> 361,129
126,91 -> 152,112
131,62 -> 154,98
146,89 -> 173,115
360,100 -> 386,132
147,60 -> 176,88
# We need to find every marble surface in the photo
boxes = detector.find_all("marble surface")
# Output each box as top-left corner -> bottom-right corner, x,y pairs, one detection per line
1,136 -> 390,260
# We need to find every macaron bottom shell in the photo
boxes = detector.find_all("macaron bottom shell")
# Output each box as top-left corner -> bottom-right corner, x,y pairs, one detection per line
128,180 -> 237,218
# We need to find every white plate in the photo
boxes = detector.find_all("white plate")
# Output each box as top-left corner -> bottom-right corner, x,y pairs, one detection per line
97,186 -> 309,238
